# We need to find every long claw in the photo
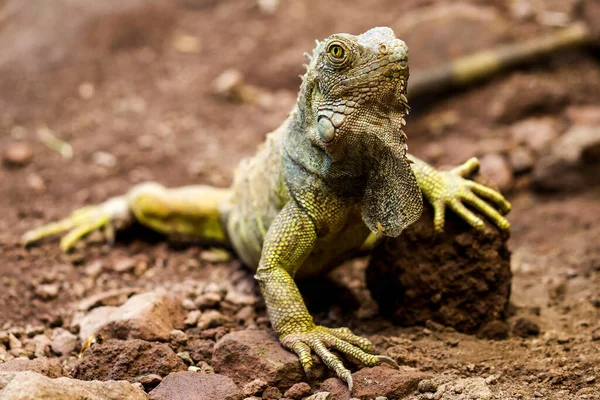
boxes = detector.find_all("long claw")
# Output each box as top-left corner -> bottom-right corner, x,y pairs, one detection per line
346,374 -> 353,393
377,355 -> 399,369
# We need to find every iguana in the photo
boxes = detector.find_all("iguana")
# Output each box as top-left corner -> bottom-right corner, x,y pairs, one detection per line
22,27 -> 511,390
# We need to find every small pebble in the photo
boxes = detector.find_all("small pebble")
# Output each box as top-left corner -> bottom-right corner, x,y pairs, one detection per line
418,379 -> 437,393
3,143 -> 33,167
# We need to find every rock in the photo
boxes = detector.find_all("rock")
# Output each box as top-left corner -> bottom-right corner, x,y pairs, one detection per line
134,373 -> 163,390
0,357 -> 64,378
195,292 -> 222,309
452,377 -> 492,399
510,117 -> 559,153
34,284 -> 60,301
50,328 -> 78,356
149,371 -> 239,400
284,382 -> 312,399
212,329 -> 304,390
188,338 -> 215,364
72,339 -> 186,381
418,379 -> 437,393
224,290 -> 258,307
242,378 -> 269,397
185,310 -> 202,327
367,202 -> 512,333
92,151 -> 117,168
351,367 -> 431,400
321,378 -> 350,400
305,393 -> 332,400
477,320 -> 510,340
79,291 -> 185,342
8,334 -> 21,350
2,143 -> 33,167
508,146 -> 534,174
532,125 -> 600,192
512,317 -> 540,337
262,386 -> 282,400
197,310 -> 227,330
592,329 -> 600,341
0,371 -> 147,399
32,334 -> 51,358
169,329 -> 188,347
478,153 -> 513,192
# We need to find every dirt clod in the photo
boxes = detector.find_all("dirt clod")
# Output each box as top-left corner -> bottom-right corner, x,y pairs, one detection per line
367,203 -> 512,333
512,317 -> 541,338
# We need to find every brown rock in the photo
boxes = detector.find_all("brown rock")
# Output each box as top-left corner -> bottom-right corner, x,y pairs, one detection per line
79,291 -> 185,342
188,338 -> 215,364
242,378 -> 269,397
3,143 -> 33,167
212,329 -> 304,390
508,146 -> 534,174
0,371 -> 147,399
50,328 -> 79,356
262,386 -> 283,400
367,202 -> 512,334
478,153 -> 512,192
284,382 -> 312,399
321,378 -> 350,400
512,317 -> 540,338
0,357 -> 64,378
72,338 -> 186,381
477,320 -> 510,340
352,366 -> 430,400
149,371 -> 239,400
78,288 -> 140,311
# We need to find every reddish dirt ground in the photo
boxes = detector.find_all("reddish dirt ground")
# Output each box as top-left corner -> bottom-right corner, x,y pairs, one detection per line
1,0 -> 599,399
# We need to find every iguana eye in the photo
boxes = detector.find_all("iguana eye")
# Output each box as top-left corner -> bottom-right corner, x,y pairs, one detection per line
328,44 -> 345,59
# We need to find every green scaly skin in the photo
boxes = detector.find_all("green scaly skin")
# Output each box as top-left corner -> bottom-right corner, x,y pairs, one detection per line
22,27 -> 511,391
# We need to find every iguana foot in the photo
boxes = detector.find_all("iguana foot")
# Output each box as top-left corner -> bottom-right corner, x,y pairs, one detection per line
281,326 -> 398,391
420,157 -> 511,233
21,197 -> 131,252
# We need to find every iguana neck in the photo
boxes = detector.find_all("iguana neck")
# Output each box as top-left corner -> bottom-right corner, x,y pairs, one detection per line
282,83 -> 366,201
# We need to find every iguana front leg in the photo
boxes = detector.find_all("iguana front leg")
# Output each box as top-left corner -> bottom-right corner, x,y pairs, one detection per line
408,154 -> 511,232
256,201 -> 396,390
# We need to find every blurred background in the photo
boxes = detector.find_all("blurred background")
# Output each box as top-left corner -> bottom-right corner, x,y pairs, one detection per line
0,0 -> 599,398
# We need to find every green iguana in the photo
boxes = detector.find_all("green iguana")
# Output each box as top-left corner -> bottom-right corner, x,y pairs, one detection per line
23,27 -> 511,390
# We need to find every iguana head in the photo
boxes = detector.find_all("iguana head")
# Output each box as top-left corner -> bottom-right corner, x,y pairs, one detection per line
299,27 -> 423,237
